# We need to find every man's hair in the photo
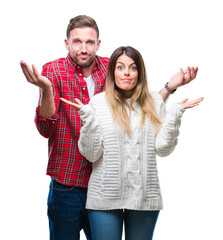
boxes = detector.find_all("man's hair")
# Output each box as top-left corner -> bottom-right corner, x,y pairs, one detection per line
105,46 -> 161,135
66,15 -> 99,39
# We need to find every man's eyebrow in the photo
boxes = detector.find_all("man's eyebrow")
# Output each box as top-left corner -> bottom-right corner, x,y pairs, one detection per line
71,38 -> 95,42
72,38 -> 81,41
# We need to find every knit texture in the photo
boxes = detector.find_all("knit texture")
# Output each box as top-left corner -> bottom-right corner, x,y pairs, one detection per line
78,92 -> 185,210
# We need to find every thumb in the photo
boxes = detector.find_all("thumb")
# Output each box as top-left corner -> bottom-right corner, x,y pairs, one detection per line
178,98 -> 188,104
74,98 -> 83,105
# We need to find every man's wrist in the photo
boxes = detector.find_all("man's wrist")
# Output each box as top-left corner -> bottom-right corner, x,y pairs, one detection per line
165,82 -> 177,94
41,83 -> 53,92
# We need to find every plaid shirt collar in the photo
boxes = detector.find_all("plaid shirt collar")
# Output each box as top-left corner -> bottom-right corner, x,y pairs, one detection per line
66,52 -> 99,73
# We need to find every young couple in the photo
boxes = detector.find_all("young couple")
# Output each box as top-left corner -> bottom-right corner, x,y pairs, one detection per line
20,15 -> 203,240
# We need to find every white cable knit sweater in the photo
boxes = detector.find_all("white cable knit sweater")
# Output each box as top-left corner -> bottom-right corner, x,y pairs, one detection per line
78,91 -> 185,211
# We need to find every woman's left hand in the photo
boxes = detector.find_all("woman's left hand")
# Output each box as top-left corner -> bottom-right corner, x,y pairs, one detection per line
178,97 -> 204,109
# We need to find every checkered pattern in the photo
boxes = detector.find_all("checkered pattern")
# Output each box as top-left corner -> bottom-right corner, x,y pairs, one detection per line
35,53 -> 109,187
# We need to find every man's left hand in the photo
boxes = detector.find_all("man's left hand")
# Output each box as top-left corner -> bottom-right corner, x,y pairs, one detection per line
168,66 -> 198,91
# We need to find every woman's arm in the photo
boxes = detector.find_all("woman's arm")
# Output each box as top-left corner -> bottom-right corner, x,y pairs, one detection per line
60,98 -> 103,162
155,97 -> 203,157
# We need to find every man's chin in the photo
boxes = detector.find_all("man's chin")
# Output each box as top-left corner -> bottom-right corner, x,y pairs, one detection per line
75,58 -> 94,68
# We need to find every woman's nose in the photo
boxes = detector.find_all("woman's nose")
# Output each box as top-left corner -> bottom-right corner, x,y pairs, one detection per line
124,68 -> 130,76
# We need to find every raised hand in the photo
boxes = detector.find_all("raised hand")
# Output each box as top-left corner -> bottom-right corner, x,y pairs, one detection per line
168,66 -> 198,90
178,97 -> 204,109
60,98 -> 84,111
20,60 -> 52,90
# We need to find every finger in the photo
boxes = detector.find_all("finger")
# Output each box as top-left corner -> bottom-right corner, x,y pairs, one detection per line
189,97 -> 204,105
180,68 -> 184,74
185,66 -> 191,80
193,66 -> 198,79
186,104 -> 199,109
23,62 -> 37,81
190,67 -> 196,79
20,62 -> 30,77
20,60 -> 29,74
20,61 -> 35,83
60,98 -> 83,110
190,66 -> 199,79
60,98 -> 75,106
194,66 -> 198,74
186,97 -> 204,108
32,64 -> 41,79
74,98 -> 83,105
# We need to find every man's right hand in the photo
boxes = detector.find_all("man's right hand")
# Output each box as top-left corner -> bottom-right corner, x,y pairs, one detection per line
20,60 -> 52,90
20,60 -> 56,118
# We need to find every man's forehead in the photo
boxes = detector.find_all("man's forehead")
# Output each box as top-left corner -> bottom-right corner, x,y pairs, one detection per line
69,27 -> 97,40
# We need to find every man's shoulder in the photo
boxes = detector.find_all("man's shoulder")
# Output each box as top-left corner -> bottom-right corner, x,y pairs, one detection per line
43,57 -> 68,69
96,55 -> 109,67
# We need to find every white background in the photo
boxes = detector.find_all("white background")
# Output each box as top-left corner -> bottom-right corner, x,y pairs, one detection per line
1,0 -> 222,239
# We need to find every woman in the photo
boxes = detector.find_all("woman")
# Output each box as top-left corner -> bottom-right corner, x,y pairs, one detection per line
61,46 -> 203,240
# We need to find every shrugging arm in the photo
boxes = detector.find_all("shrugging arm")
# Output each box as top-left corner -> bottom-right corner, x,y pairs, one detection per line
78,103 -> 103,163
155,101 -> 185,157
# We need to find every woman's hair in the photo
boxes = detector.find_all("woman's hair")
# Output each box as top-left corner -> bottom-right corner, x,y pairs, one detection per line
105,46 -> 161,135
66,15 -> 99,39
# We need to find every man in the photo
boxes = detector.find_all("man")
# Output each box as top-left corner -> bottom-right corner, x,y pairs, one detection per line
20,15 -> 198,240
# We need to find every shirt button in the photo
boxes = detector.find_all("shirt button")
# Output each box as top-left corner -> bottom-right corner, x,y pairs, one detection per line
83,88 -> 86,90
79,73 -> 82,76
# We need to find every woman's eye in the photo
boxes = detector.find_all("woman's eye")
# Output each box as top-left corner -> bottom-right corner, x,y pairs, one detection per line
131,66 -> 137,71
117,66 -> 124,70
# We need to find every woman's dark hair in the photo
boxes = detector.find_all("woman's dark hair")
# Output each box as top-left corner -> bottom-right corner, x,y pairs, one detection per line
105,46 -> 161,134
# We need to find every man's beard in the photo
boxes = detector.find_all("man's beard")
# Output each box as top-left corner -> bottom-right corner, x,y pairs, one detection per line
74,54 -> 95,68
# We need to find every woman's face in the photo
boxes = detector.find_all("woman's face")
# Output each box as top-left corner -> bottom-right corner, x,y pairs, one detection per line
114,54 -> 138,97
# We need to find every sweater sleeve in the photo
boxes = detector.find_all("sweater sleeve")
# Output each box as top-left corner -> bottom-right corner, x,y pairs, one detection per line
155,101 -> 185,157
78,103 -> 103,163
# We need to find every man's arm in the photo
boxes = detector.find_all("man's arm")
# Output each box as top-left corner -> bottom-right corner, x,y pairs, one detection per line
20,60 -> 56,118
159,66 -> 198,102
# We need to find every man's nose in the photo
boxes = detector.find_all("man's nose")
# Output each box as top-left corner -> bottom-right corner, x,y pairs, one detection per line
80,43 -> 87,52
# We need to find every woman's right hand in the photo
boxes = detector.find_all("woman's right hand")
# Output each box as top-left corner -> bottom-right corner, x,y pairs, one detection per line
60,98 -> 84,111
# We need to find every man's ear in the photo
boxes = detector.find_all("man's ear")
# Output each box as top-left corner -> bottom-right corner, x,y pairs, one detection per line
65,39 -> 69,51
96,39 -> 101,51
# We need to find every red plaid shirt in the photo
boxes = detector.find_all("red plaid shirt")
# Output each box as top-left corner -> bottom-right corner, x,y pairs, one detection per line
35,53 -> 109,187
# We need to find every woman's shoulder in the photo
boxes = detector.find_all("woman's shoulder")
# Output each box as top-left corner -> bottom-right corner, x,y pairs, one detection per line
90,91 -> 106,103
150,91 -> 164,105
92,91 -> 106,99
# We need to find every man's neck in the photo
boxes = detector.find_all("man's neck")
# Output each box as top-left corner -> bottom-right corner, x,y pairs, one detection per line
82,60 -> 95,78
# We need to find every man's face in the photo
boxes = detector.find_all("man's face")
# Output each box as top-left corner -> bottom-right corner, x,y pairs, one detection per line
65,27 -> 101,68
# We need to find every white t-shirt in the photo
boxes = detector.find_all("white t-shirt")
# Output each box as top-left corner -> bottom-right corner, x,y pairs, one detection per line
84,75 -> 95,99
